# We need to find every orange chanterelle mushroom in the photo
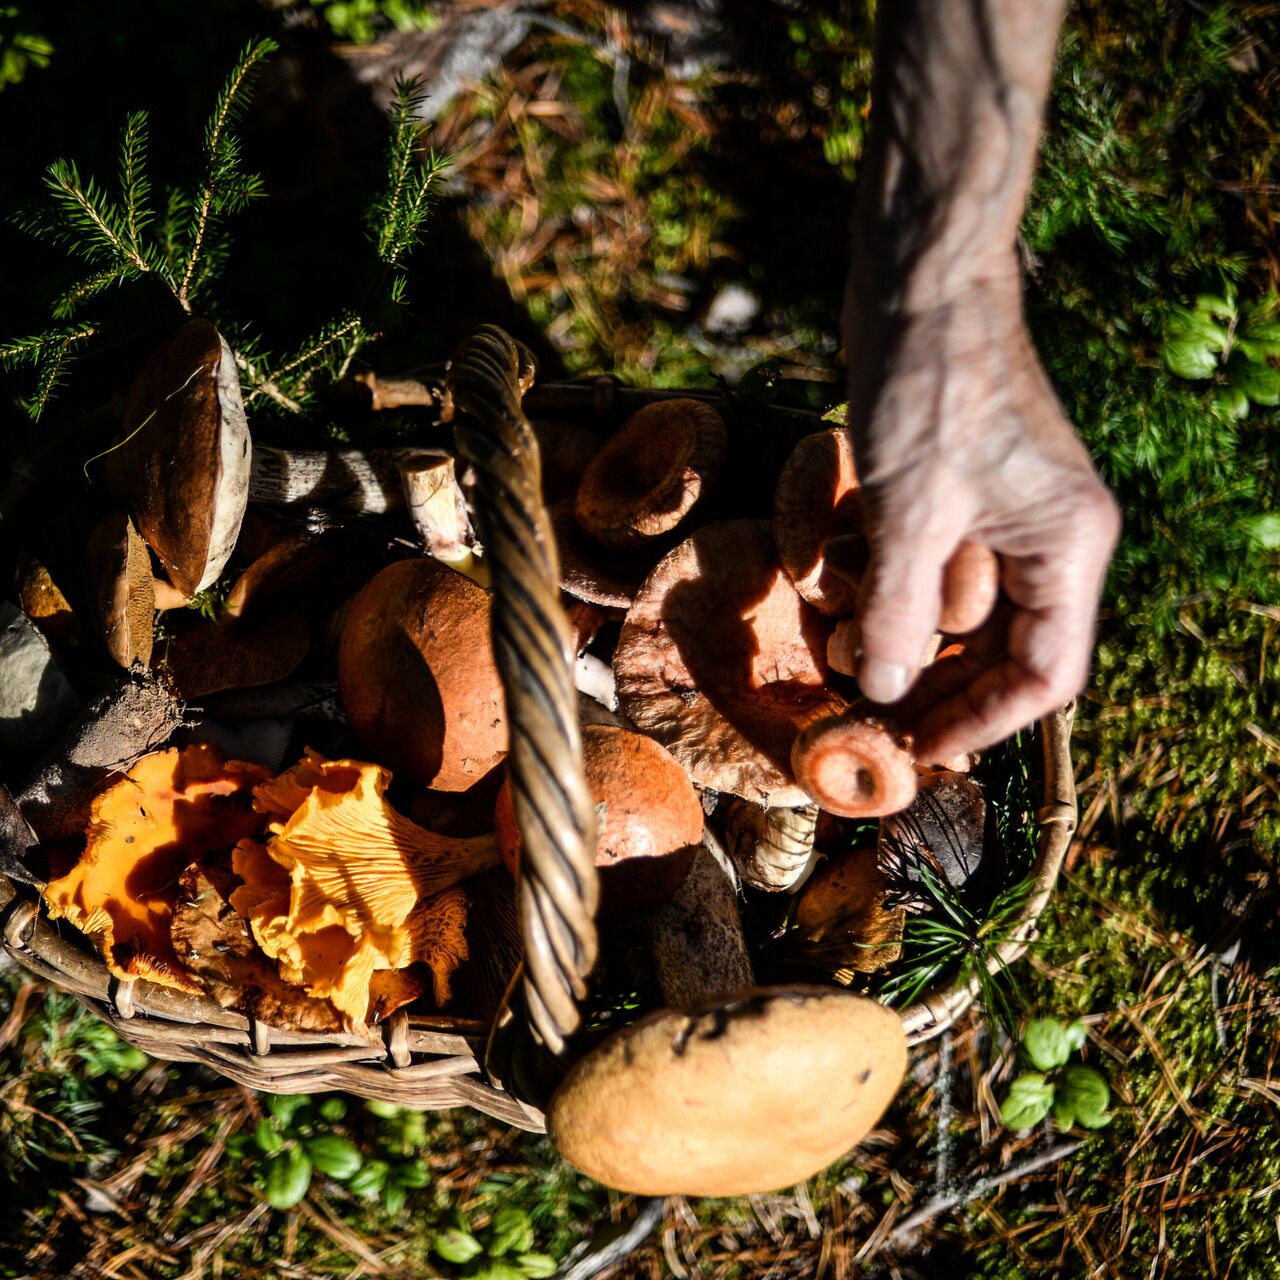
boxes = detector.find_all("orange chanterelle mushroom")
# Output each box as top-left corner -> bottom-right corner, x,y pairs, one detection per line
230,750 -> 499,1026
42,744 -> 269,991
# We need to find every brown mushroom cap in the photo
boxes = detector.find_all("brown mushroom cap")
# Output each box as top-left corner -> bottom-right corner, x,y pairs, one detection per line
337,558 -> 507,791
495,723 -> 702,910
551,503 -> 644,609
793,849 -> 905,978
157,609 -> 309,699
614,520 -> 846,807
87,511 -> 155,669
790,711 -> 918,818
547,986 -> 907,1196
773,428 -> 864,616
574,399 -> 727,549
117,319 -> 251,597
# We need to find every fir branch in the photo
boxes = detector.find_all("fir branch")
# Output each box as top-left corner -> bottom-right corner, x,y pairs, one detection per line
33,158 -> 148,274
118,110 -> 153,257
371,78 -> 449,273
52,267 -> 133,319
233,347 -> 304,415
176,37 -> 277,308
158,186 -> 191,278
0,325 -> 96,420
265,313 -> 367,400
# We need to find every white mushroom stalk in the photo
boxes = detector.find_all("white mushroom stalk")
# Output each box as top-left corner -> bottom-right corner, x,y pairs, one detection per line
719,797 -> 818,892
397,453 -> 489,587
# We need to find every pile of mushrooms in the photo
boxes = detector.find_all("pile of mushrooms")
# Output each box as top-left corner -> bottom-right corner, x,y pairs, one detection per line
6,319 -> 1014,1201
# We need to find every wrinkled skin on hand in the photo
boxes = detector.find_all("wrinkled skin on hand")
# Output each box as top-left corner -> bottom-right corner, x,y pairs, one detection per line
841,265 -> 1121,762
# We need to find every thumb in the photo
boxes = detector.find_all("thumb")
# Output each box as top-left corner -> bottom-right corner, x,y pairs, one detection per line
854,525 -> 954,704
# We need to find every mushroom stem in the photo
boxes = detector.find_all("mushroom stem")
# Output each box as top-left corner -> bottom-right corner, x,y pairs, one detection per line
574,651 -> 617,712
151,578 -> 191,611
719,797 -> 818,892
644,830 -> 754,1009
398,454 -> 489,586
352,371 -> 445,413
249,445 -> 457,513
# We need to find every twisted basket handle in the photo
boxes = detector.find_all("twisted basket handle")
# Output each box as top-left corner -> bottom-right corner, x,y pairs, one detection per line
448,326 -> 599,1057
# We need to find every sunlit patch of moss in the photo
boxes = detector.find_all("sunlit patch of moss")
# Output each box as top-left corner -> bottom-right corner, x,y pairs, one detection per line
1078,600 -> 1280,862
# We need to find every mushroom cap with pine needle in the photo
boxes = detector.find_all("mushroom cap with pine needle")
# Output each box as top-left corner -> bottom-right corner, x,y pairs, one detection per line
547,985 -> 908,1196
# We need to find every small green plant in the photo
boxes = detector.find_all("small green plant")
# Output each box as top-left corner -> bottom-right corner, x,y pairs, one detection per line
246,1094 -> 364,1210
309,0 -> 437,44
348,1100 -> 431,1216
225,1094 -> 433,1214
433,1207 -> 557,1279
999,1016 -> 1113,1132
1164,286 -> 1280,418
0,984 -> 150,1180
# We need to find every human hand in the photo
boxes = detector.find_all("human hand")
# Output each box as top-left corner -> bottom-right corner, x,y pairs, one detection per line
840,267 -> 1121,762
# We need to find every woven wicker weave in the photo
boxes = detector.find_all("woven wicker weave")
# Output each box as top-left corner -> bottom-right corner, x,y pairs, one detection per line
0,325 -> 1076,1134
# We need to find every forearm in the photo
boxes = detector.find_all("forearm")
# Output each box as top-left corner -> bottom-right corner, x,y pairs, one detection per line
850,0 -> 1068,313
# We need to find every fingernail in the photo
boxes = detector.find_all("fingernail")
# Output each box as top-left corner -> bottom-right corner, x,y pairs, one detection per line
858,657 -> 910,704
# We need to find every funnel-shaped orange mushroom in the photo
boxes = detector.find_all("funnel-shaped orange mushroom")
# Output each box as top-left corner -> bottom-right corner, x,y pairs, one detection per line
231,751 -> 491,1024
41,744 -> 269,990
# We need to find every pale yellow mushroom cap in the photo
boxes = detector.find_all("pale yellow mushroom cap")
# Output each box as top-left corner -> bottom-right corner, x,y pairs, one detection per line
547,986 -> 907,1196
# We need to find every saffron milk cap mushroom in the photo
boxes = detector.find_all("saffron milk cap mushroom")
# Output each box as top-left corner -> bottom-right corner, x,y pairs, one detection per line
614,520 -> 847,807
337,558 -> 507,791
117,319 -> 251,597
547,985 -> 907,1196
791,707 -> 918,818
574,399 -> 727,549
494,723 -> 702,910
773,428 -> 864,616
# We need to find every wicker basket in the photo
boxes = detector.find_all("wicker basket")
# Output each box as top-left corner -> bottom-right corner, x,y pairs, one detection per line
0,325 -> 1077,1136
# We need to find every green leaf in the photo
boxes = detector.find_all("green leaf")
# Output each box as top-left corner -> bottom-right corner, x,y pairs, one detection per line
1059,1066 -> 1111,1129
489,1207 -> 535,1257
348,1159 -> 389,1199
1231,359 -> 1280,407
266,1093 -> 307,1126
435,1228 -> 485,1265
1212,384 -> 1251,419
517,1254 -> 558,1278
1193,291 -> 1236,322
304,1134 -> 362,1181
1022,1018 -> 1072,1071
265,1147 -> 313,1210
1000,1073 -> 1055,1131
1165,334 -> 1226,380
1052,1091 -> 1078,1130
317,1097 -> 347,1122
253,1118 -> 283,1154
364,1099 -> 402,1119
475,1266 -> 527,1280
382,1182 -> 407,1217
1063,1020 -> 1087,1052
391,1159 -> 429,1188
1245,514 -> 1280,550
